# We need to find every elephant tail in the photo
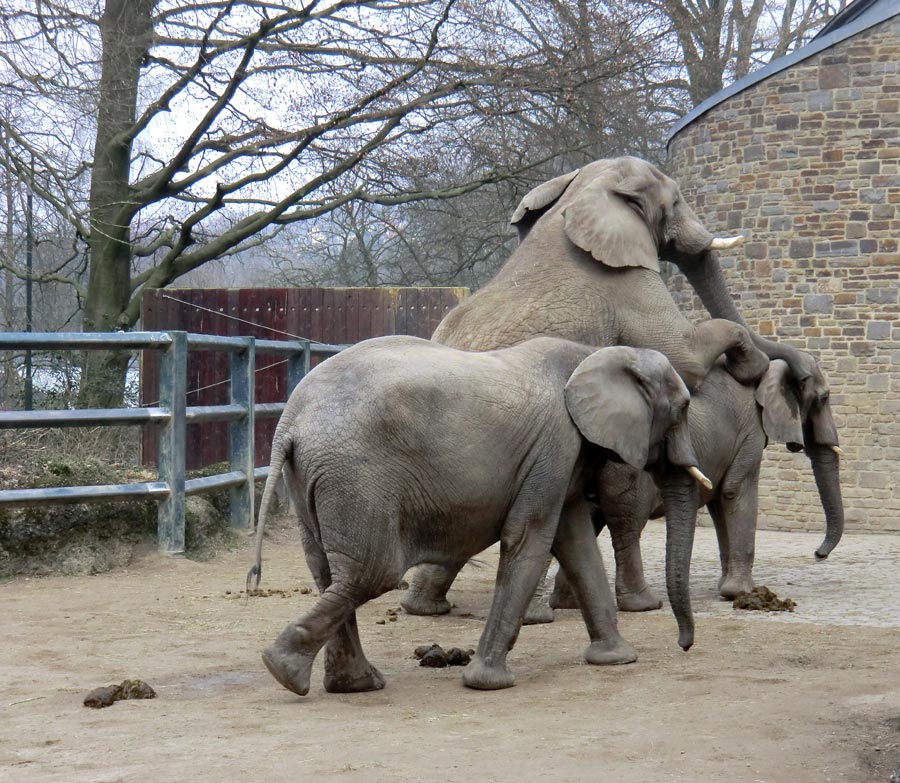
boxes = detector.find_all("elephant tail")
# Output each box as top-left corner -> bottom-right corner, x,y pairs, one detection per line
246,433 -> 292,594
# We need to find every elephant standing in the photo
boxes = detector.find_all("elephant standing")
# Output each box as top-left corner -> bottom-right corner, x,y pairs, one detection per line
249,338 -> 708,694
548,358 -> 844,617
402,156 -> 843,617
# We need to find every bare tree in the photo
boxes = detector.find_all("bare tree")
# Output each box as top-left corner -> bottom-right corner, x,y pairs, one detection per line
267,0 -> 681,292
637,0 -> 851,107
4,0 -> 627,405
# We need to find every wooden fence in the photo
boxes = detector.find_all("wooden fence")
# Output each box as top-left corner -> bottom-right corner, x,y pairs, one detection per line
140,287 -> 468,469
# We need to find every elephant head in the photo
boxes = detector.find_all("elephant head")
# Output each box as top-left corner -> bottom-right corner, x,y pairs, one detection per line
564,346 -> 708,651
510,156 -> 738,273
756,359 -> 844,559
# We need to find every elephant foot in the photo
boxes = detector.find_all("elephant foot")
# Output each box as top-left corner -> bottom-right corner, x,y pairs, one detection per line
718,573 -> 755,600
323,662 -> 385,693
400,583 -> 451,616
262,640 -> 316,697
584,637 -> 638,666
522,604 -> 555,625
549,583 -> 578,610
462,656 -> 515,690
616,586 -> 663,612
400,593 -> 452,616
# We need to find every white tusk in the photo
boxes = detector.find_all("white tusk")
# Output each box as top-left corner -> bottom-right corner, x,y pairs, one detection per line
830,445 -> 844,457
688,465 -> 713,490
709,235 -> 745,250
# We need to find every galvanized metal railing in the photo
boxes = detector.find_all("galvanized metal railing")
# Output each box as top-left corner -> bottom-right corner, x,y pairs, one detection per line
0,330 -> 344,555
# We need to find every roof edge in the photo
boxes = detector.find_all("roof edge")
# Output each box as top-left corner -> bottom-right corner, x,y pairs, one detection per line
666,0 -> 900,149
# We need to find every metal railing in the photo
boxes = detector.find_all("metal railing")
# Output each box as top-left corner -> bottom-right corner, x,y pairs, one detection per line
0,331 -> 344,555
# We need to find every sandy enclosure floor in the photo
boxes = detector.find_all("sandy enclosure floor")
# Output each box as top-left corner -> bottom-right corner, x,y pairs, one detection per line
2,523 -> 899,783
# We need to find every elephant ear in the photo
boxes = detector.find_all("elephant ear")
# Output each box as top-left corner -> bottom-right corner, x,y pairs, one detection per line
565,346 -> 652,470
755,359 -> 804,451
509,169 -> 580,240
561,173 -> 660,272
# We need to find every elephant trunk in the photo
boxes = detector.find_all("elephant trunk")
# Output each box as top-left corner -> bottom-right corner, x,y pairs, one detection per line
807,443 -> 845,559
660,468 -> 699,651
676,248 -> 814,379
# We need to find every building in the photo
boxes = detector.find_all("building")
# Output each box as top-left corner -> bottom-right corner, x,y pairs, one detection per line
666,0 -> 900,533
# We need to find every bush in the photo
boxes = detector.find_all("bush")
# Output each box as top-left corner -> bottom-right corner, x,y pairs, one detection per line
0,454 -> 244,577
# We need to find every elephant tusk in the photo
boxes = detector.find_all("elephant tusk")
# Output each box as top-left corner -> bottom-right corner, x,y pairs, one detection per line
709,235 -> 745,250
830,445 -> 844,457
687,465 -> 713,490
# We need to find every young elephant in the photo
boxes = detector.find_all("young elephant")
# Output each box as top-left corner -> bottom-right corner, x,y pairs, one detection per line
546,357 -> 844,615
248,336 -> 709,695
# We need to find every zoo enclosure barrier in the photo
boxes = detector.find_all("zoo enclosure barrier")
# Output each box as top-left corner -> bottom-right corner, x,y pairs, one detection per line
0,331 -> 344,555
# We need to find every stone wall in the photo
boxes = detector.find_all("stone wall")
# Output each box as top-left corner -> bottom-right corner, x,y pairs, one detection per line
667,14 -> 900,534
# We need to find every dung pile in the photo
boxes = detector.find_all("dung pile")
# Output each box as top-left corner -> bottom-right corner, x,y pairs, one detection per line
83,679 -> 156,709
414,644 -> 474,668
733,586 -> 796,612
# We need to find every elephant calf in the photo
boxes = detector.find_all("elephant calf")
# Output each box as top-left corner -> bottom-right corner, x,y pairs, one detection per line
548,358 -> 844,615
248,336 -> 710,695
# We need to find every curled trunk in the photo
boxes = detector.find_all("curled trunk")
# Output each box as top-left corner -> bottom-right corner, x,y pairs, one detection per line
676,249 -> 811,379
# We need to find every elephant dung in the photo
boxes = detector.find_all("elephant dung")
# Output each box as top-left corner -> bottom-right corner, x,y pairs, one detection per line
414,644 -> 474,668
83,679 -> 156,709
732,586 -> 796,612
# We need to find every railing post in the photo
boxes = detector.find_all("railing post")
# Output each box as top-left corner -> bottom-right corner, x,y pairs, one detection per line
229,337 -> 255,530
157,330 -> 187,555
286,339 -> 310,392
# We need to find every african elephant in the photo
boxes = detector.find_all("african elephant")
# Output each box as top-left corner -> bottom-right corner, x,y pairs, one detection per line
247,338 -> 709,694
545,357 -> 845,616
402,155 -> 843,616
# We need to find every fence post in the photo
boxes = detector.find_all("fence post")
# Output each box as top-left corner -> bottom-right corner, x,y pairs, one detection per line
229,337 -> 255,530
157,330 -> 187,555
286,339 -> 310,392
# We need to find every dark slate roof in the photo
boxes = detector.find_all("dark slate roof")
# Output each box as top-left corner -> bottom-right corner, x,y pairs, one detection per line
666,0 -> 900,147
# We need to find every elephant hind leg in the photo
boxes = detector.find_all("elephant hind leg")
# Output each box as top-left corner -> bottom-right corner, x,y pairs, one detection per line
264,574 -> 394,698
323,611 -> 386,693
522,553 -> 556,625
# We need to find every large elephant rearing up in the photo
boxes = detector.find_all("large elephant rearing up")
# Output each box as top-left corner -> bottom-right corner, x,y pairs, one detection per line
432,157 -> 769,391
403,156 -> 843,621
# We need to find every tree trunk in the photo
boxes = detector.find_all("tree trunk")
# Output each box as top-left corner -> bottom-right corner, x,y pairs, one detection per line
79,0 -> 155,408
2,171 -> 15,405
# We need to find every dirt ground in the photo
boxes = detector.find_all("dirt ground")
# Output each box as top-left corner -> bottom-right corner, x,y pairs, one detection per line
2,521 -> 899,783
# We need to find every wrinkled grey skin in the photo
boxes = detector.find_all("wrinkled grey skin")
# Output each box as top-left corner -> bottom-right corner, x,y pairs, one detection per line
549,358 -> 845,615
249,337 -> 701,694
405,155 -> 843,617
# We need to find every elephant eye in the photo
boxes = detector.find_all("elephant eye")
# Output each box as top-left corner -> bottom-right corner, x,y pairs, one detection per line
621,194 -> 643,214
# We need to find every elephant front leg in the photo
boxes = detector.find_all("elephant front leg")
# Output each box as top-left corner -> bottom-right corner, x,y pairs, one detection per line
609,516 -> 663,612
688,319 -> 769,387
708,477 -> 759,600
401,562 -> 463,616
552,500 -> 637,666
463,501 -> 560,690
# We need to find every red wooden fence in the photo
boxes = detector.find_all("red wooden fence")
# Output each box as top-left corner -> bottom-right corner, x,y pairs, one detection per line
140,287 -> 468,469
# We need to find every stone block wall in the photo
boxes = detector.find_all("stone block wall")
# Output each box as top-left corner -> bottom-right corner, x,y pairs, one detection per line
667,14 -> 900,534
